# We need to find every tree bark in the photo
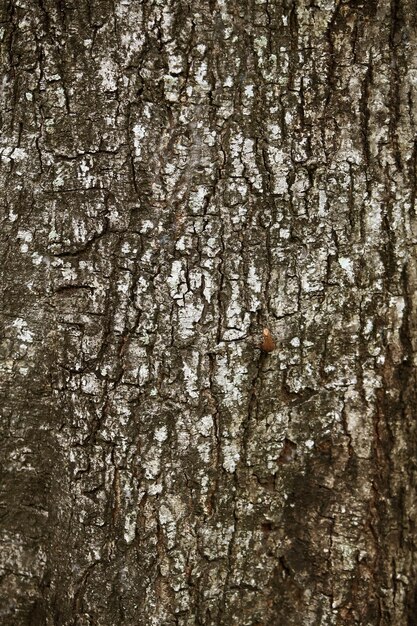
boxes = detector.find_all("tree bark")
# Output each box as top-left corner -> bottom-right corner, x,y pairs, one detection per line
1,1 -> 417,624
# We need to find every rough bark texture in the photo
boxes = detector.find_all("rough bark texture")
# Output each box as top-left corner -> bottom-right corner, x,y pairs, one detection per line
2,1 -> 417,624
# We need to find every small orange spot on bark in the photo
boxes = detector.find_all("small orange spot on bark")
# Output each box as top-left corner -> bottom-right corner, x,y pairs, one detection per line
260,328 -> 276,353
277,438 -> 297,464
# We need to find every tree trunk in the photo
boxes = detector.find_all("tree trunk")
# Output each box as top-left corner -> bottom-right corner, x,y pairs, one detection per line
2,1 -> 417,624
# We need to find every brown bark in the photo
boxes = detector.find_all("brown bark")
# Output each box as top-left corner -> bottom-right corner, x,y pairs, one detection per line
1,1 -> 417,624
